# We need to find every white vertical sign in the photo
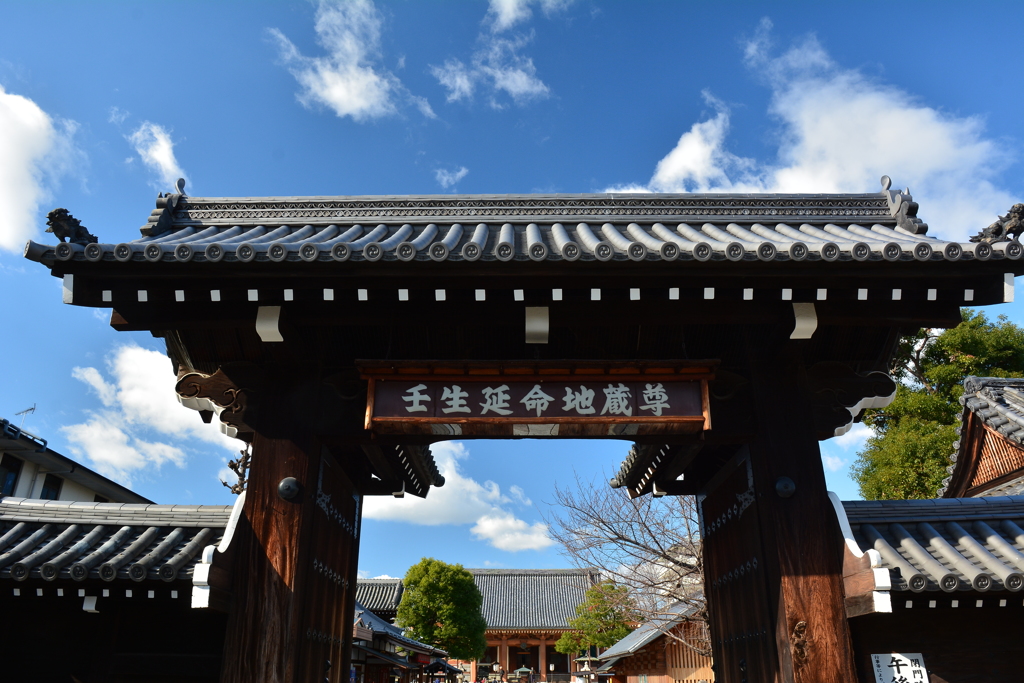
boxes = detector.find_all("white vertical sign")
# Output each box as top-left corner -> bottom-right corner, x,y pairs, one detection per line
871,653 -> 927,682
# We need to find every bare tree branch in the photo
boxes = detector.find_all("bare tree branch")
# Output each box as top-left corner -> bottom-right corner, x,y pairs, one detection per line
543,474 -> 710,658
220,444 -> 251,495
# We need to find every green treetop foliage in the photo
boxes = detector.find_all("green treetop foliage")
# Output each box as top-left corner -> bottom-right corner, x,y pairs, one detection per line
555,581 -> 638,656
396,558 -> 487,661
852,309 -> 1024,499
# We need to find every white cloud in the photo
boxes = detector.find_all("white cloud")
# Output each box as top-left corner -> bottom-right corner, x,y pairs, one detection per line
433,0 -> 562,109
372,574 -> 398,579
832,422 -> 872,450
63,344 -> 241,486
108,106 -> 129,125
430,59 -> 475,103
432,33 -> 549,107
270,0 -> 433,122
613,19 -> 1017,241
434,166 -> 469,189
127,122 -> 188,192
0,83 -> 81,253
508,484 -> 532,506
486,0 -> 574,33
363,442 -> 553,552
472,511 -> 554,552
822,453 -> 845,472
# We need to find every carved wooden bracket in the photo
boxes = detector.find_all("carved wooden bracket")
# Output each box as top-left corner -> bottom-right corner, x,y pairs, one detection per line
807,362 -> 897,438
175,365 -> 263,437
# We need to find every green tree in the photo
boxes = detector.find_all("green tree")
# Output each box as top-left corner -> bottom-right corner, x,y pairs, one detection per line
555,581 -> 638,656
396,558 -> 487,661
851,309 -> 1024,499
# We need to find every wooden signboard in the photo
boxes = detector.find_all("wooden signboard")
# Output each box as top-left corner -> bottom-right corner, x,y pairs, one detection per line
359,361 -> 713,438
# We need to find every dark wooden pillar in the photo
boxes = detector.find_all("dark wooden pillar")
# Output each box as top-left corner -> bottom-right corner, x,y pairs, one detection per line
702,346 -> 857,683
219,391 -> 362,683
746,358 -> 856,683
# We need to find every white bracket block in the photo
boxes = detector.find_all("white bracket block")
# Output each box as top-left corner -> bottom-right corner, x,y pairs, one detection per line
791,303 -> 817,339
82,596 -> 99,613
256,306 -> 284,343
1005,273 -> 1015,303
62,274 -> 74,304
525,307 -> 549,344
475,289 -> 486,301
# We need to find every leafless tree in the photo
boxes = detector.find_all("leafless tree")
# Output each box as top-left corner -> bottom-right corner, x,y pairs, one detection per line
220,444 -> 251,495
544,475 -> 710,657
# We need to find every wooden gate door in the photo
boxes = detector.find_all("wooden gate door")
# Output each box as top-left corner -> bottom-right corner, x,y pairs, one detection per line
296,448 -> 362,683
701,452 -> 777,683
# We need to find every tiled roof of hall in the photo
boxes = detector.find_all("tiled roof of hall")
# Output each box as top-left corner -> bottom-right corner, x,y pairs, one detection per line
355,577 -> 404,617
23,177 -> 1023,268
835,494 -> 1024,594
467,568 -> 600,630
0,497 -> 230,583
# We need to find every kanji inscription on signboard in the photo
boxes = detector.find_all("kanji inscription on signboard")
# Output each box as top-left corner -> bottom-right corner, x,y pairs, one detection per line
871,653 -> 927,683
371,380 -> 704,423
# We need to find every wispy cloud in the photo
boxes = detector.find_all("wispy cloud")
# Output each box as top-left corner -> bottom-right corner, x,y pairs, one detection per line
432,33 -> 549,108
609,19 -> 1017,240
362,442 -> 554,552
434,166 -> 469,189
833,422 -> 872,450
127,121 -> 188,192
486,0 -> 575,33
107,106 -> 129,125
822,453 -> 846,472
63,344 -> 240,486
0,83 -> 82,252
431,1 -> 564,108
269,0 -> 434,121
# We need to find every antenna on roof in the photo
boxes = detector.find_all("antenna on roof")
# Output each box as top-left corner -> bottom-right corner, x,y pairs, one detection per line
14,404 -> 36,428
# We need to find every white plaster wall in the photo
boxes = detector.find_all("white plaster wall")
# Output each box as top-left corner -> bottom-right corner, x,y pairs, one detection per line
58,478 -> 95,502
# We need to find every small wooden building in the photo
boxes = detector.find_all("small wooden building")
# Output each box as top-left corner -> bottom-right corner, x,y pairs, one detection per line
0,496 -> 234,682
597,604 -> 713,683
941,376 -> 1024,497
353,598 -> 448,683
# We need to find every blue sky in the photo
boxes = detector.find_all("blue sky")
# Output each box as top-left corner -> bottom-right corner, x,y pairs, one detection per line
2,1 -> 1024,577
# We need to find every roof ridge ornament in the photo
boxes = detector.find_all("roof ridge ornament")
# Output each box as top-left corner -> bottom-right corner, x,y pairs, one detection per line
969,203 -> 1024,244
45,208 -> 97,246
141,178 -> 188,237
880,176 -> 928,235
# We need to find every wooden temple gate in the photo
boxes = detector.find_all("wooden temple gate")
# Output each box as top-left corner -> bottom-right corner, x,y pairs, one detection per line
25,178 -> 1023,682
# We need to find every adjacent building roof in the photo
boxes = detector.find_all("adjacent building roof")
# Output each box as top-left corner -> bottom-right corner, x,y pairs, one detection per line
1,417 -> 153,504
838,496 -> 1024,594
598,602 -> 694,660
468,568 -> 600,630
25,183 -> 1020,270
942,376 -> 1024,497
354,598 -> 446,656
0,497 -> 230,582
356,578 -> 404,619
